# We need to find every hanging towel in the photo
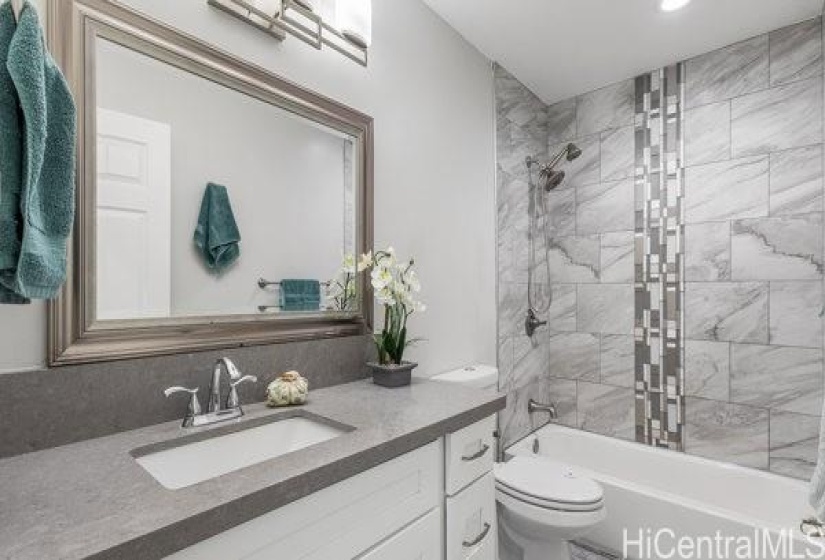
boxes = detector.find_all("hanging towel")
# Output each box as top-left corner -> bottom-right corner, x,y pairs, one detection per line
0,2 -> 27,303
4,1 -> 76,300
280,279 -> 321,312
194,182 -> 241,272
810,401 -> 825,518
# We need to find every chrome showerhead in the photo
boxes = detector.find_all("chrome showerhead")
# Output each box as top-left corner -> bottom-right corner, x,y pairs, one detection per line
540,168 -> 566,191
528,143 -> 583,191
566,143 -> 582,161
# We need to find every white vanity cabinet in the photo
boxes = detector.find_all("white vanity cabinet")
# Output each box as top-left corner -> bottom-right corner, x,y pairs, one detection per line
166,415 -> 498,560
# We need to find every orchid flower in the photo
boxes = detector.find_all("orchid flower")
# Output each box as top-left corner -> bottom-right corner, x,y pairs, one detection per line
357,246 -> 425,365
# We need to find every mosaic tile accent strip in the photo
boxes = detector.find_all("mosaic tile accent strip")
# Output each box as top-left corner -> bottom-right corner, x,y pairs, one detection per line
633,64 -> 686,450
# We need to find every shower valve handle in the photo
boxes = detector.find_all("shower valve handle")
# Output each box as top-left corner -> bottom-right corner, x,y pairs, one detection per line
525,309 -> 547,337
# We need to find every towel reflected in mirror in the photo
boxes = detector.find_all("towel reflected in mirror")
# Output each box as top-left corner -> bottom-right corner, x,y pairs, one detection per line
193,182 -> 241,273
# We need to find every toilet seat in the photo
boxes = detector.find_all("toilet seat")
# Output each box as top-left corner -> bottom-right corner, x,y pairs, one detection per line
497,483 -> 604,512
497,485 -> 607,533
494,456 -> 604,513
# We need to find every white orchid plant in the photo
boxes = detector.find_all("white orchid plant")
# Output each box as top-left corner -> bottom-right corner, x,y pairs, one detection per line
325,254 -> 359,311
358,247 -> 425,366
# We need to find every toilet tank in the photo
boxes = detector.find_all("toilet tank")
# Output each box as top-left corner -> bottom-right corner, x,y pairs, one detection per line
431,364 -> 498,390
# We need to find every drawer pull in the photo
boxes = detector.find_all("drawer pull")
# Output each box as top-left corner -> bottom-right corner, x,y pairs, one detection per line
462,522 -> 491,548
461,443 -> 490,462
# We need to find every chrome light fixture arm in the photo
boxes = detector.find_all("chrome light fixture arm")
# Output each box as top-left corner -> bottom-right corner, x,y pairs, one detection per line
207,0 -> 369,66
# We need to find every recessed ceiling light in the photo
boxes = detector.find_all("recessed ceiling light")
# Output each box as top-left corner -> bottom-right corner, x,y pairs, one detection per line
660,0 -> 692,12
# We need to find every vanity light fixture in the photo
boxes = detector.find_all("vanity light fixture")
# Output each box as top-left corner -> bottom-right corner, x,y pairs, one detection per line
659,0 -> 692,12
207,0 -> 369,66
336,0 -> 372,48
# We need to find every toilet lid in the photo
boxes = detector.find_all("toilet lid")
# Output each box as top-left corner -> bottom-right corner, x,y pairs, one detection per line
495,456 -> 603,508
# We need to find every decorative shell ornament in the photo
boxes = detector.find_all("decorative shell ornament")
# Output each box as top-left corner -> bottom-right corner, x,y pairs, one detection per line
266,371 -> 309,407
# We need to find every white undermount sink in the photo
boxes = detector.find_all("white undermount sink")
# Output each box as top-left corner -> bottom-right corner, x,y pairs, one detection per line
135,416 -> 349,489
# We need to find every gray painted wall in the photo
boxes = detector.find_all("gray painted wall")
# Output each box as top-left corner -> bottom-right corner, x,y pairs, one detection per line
497,17 -> 825,480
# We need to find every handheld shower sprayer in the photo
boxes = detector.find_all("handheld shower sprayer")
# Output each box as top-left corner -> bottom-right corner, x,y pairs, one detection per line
523,142 -> 583,336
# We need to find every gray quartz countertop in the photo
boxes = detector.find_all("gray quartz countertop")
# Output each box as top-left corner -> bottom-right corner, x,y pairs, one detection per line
0,378 -> 504,560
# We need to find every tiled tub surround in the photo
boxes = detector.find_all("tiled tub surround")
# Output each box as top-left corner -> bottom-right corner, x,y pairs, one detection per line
680,16 -> 824,478
495,17 -> 825,480
496,62 -> 638,451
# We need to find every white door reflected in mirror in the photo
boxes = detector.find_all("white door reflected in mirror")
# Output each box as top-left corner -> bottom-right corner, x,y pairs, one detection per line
96,109 -> 172,321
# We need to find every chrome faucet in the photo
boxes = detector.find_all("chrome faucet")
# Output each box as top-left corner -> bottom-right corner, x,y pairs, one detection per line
164,357 -> 257,428
528,399 -> 557,419
209,357 -> 243,413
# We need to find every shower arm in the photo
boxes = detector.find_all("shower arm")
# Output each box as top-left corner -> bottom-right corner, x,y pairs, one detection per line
526,144 -> 574,175
543,144 -> 573,172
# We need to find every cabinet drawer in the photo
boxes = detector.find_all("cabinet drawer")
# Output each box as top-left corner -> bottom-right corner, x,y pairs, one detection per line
446,472 -> 497,560
358,508 -> 442,560
445,415 -> 495,496
166,440 -> 442,560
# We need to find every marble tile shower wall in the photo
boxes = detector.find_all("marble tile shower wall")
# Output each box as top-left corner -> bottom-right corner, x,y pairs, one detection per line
681,18 -> 824,479
495,18 -> 825,480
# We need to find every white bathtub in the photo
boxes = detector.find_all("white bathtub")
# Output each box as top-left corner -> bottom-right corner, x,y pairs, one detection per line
507,424 -> 823,560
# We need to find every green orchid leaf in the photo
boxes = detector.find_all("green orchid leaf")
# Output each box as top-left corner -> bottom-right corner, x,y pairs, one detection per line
397,327 -> 407,363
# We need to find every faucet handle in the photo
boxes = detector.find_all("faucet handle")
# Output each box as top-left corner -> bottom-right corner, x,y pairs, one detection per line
231,375 -> 258,387
226,375 -> 258,409
164,386 -> 202,418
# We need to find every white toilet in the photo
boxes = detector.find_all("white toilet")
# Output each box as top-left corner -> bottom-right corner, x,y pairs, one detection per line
432,366 -> 606,560
495,455 -> 605,560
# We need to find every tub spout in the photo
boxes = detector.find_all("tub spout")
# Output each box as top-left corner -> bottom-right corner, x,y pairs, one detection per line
528,399 -> 557,418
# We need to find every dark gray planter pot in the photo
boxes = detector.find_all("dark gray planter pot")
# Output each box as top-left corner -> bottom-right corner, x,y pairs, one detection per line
368,361 -> 417,388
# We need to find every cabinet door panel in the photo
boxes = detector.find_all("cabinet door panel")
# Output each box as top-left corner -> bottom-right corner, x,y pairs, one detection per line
358,508 -> 442,560
166,440 -> 442,560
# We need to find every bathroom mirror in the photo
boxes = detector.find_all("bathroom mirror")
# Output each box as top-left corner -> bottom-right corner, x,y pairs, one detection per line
47,0 -> 373,365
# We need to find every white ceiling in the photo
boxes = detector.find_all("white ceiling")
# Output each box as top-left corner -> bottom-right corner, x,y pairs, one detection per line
422,0 -> 824,105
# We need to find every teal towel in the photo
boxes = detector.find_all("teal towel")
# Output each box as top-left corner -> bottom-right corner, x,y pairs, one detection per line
280,279 -> 321,312
0,2 -> 27,303
194,182 -> 241,272
4,1 -> 77,300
